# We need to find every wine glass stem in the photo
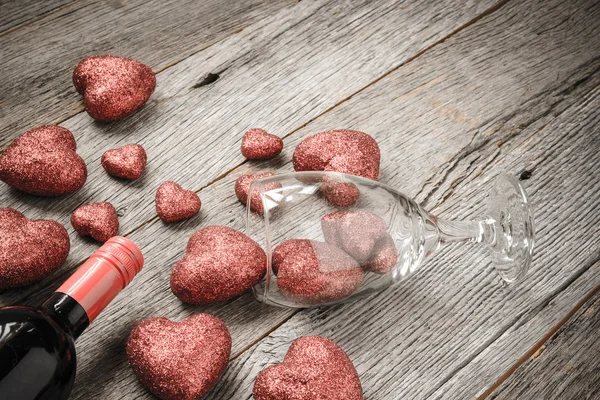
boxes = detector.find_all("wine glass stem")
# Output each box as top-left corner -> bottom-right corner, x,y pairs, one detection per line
435,217 -> 495,247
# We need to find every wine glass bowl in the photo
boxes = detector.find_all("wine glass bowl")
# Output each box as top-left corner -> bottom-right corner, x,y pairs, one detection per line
246,172 -> 534,308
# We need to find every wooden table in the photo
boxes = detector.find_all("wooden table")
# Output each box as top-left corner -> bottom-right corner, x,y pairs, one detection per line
1,0 -> 599,398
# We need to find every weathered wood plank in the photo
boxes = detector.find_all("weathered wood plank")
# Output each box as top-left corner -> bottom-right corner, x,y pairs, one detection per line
68,0 -> 600,397
206,62 -> 600,400
0,0 -> 508,398
0,0 -> 501,294
0,0 -> 75,33
489,288 -> 600,400
191,0 -> 599,397
0,0 -> 295,143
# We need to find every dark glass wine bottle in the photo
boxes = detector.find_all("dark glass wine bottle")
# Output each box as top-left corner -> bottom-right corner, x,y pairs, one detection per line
0,236 -> 143,400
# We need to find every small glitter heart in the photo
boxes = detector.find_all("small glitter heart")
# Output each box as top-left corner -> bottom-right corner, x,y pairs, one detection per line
272,239 -> 364,304
101,144 -> 147,180
241,128 -> 283,160
71,202 -> 119,243
170,226 -> 266,304
321,175 -> 361,207
322,211 -> 397,274
73,55 -> 156,122
234,172 -> 281,214
0,208 -> 70,288
254,336 -> 363,400
0,126 -> 87,196
155,181 -> 201,223
363,234 -> 398,274
127,314 -> 231,400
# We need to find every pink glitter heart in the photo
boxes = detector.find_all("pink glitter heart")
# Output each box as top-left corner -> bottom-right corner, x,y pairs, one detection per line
101,144 -> 147,180
272,239 -> 364,304
155,181 -> 201,223
293,129 -> 380,179
293,130 -> 380,206
71,202 -> 119,243
73,55 -> 156,122
254,336 -> 363,400
234,172 -> 281,214
127,314 -> 231,400
241,128 -> 283,160
170,226 -> 266,304
0,208 -> 70,288
0,126 -> 87,196
322,211 -> 397,274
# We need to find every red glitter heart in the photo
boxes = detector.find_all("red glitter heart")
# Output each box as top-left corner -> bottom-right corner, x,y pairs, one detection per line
321,175 -> 361,207
293,129 -> 380,179
272,239 -> 364,304
73,55 -> 156,122
322,211 -> 397,274
101,144 -> 147,180
71,202 -> 119,243
0,126 -> 87,196
241,128 -> 283,160
254,336 -> 363,400
363,234 -> 398,274
127,314 -> 231,400
234,172 -> 282,214
0,208 -> 70,288
155,181 -> 201,223
170,226 -> 266,304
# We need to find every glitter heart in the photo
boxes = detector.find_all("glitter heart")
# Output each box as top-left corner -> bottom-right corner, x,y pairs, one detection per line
293,130 -> 380,206
272,239 -> 364,304
321,211 -> 397,274
170,226 -> 266,304
155,181 -> 201,223
234,172 -> 281,214
73,55 -> 156,122
71,202 -> 119,243
0,208 -> 70,288
0,126 -> 87,196
293,129 -> 380,179
254,336 -> 363,400
127,314 -> 231,400
101,144 -> 147,180
241,128 -> 283,160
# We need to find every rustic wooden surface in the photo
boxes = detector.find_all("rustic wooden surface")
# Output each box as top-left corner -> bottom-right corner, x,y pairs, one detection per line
490,290 -> 600,399
0,0 -> 599,399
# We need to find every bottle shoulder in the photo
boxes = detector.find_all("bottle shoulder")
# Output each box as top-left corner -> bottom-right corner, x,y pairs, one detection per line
0,306 -> 75,349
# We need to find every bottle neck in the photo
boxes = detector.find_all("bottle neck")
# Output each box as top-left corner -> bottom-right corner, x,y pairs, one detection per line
40,293 -> 89,340
40,237 -> 144,341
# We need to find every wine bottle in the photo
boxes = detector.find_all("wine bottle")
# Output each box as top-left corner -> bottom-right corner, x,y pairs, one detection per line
0,236 -> 143,400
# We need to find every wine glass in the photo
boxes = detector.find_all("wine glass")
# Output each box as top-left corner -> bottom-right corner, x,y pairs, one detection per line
246,171 -> 534,308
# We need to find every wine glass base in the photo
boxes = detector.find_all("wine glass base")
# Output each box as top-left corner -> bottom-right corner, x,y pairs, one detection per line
486,174 -> 535,283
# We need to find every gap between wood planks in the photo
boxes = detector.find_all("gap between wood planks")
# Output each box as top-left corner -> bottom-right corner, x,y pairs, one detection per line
479,265 -> 600,399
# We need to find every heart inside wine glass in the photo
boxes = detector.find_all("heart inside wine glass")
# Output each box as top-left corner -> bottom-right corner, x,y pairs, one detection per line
246,172 -> 534,308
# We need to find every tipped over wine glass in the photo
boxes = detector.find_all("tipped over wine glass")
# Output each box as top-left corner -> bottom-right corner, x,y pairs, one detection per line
246,172 -> 535,308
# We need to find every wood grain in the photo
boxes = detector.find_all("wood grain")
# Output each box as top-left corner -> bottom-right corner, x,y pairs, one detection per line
490,289 -> 600,399
0,0 -> 75,33
0,0 -> 597,398
206,59 -> 600,400
0,0 -> 295,143
73,0 -> 600,397
0,0 -> 501,298
0,0 -> 508,398
199,0 -> 598,397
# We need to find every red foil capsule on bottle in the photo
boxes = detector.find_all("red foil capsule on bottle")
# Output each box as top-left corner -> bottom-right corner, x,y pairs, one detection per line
55,236 -> 144,323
